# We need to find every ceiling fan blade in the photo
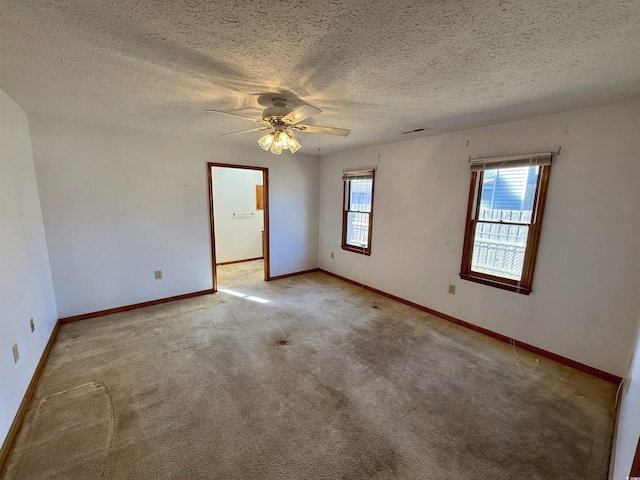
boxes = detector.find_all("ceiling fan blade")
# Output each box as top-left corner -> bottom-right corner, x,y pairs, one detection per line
205,109 -> 262,122
222,126 -> 270,136
282,104 -> 322,124
293,124 -> 351,136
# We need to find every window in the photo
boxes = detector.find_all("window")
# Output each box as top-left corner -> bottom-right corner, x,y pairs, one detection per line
460,153 -> 553,294
342,169 -> 375,255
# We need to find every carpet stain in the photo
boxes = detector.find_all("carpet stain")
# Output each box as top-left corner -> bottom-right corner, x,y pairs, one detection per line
308,371 -> 350,410
303,369 -> 403,479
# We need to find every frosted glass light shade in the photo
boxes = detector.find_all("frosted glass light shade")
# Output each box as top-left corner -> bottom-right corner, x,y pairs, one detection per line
258,132 -> 275,150
276,131 -> 288,147
287,130 -> 302,153
270,142 -> 283,154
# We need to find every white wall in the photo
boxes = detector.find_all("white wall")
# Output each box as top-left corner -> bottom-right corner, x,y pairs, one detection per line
612,306 -> 640,480
212,167 -> 264,264
319,99 -> 640,377
0,89 -> 58,447
29,115 -> 320,318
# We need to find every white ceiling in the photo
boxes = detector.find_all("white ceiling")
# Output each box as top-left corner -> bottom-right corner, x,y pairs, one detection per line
1,0 -> 640,154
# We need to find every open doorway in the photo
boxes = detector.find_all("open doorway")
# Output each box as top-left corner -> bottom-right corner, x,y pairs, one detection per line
208,163 -> 270,292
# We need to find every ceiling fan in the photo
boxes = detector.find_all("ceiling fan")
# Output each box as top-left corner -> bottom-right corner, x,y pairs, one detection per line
206,98 -> 350,155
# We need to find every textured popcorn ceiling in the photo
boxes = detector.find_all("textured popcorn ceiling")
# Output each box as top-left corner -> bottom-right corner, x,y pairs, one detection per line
1,0 -> 640,154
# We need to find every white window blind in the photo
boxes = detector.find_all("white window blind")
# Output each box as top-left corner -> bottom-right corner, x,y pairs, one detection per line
342,168 -> 375,180
469,153 -> 553,172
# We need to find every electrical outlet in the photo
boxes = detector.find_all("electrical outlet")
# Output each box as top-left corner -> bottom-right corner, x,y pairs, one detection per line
331,252 -> 334,259
12,343 -> 19,363
30,318 -> 35,332
155,270 -> 162,280
448,284 -> 456,295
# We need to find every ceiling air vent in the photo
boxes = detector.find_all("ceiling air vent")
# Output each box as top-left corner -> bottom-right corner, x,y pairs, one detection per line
401,127 -> 430,135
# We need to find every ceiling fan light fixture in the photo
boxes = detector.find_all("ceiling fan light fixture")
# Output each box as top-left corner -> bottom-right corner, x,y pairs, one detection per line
213,98 -> 348,155
261,129 -> 301,155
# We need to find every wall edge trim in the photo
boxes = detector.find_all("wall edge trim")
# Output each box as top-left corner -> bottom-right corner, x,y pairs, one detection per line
268,268 -> 320,281
0,320 -> 61,471
59,289 -> 215,324
216,257 -> 264,267
318,269 -> 622,385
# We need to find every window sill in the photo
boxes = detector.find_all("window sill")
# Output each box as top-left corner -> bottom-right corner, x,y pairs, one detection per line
341,245 -> 371,256
459,273 -> 531,295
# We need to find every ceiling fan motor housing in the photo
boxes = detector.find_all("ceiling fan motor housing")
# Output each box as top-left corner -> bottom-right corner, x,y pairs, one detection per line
262,98 -> 292,122
262,106 -> 291,121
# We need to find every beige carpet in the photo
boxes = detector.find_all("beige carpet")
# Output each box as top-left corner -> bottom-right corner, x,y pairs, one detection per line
216,258 -> 265,289
1,261 -> 616,479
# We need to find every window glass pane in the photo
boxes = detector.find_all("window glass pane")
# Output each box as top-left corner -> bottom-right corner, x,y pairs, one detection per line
479,166 -> 539,224
346,212 -> 370,248
471,222 -> 529,280
349,179 -> 372,213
